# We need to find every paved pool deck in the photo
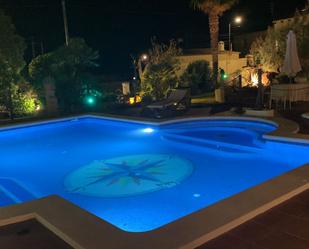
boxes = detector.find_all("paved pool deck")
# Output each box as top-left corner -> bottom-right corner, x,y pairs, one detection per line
198,189 -> 309,249
0,219 -> 73,249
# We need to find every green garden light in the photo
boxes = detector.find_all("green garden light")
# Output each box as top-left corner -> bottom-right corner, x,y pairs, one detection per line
85,96 -> 95,106
219,68 -> 228,81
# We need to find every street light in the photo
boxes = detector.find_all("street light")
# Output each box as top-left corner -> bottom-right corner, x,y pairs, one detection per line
137,53 -> 149,79
135,53 -> 149,87
234,16 -> 242,25
141,54 -> 148,61
229,16 -> 243,51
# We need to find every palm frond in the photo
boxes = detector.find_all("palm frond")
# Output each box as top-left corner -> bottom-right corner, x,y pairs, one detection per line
190,0 -> 238,14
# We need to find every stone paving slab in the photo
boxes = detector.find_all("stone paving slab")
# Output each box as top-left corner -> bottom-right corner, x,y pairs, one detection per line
197,190 -> 309,249
0,219 -> 73,249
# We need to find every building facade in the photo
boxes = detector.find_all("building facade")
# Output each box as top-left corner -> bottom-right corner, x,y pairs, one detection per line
177,47 -> 247,77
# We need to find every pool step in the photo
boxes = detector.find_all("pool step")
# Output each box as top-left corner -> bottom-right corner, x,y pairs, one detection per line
162,134 -> 264,154
0,178 -> 36,206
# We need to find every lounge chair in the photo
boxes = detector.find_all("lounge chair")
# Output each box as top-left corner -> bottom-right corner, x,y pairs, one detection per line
144,89 -> 191,118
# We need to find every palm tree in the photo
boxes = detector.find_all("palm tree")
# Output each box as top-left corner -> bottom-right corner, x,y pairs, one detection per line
191,0 -> 238,89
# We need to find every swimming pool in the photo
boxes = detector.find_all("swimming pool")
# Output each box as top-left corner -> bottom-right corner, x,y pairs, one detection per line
0,116 -> 308,233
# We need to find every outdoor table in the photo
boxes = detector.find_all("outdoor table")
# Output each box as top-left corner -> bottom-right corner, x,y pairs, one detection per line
269,83 -> 309,109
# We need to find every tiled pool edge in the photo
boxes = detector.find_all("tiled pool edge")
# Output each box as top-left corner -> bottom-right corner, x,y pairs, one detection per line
0,114 -> 308,249
0,113 -> 305,137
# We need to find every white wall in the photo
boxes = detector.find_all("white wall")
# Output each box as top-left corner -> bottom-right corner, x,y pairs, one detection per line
177,51 -> 247,77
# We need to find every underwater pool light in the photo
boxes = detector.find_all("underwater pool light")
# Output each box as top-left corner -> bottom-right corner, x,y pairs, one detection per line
142,128 -> 154,133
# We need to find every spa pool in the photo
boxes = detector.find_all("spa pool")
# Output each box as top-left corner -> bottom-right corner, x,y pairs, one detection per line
0,116 -> 308,232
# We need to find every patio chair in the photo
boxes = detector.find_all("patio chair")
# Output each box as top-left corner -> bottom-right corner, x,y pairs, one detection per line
144,89 -> 191,118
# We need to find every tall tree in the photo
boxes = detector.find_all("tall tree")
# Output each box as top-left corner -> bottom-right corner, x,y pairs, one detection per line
140,39 -> 181,100
0,10 -> 27,119
29,38 -> 99,113
190,0 -> 238,88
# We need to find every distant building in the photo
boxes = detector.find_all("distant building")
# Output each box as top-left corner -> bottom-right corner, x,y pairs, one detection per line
273,12 -> 309,30
273,17 -> 295,30
177,45 -> 247,77
232,7 -> 309,55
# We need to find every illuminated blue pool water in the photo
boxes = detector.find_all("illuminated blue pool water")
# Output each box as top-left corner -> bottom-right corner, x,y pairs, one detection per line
0,117 -> 308,232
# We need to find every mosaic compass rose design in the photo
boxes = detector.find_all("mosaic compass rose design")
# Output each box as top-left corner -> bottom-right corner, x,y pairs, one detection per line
64,154 -> 194,197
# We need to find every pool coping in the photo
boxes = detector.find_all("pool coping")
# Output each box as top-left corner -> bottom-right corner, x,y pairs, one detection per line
0,113 -> 308,142
0,114 -> 308,249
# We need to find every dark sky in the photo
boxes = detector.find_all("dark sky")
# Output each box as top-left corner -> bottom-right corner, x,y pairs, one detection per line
0,0 -> 307,78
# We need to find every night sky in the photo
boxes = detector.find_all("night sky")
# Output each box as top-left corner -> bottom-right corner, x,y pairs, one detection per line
0,0 -> 307,78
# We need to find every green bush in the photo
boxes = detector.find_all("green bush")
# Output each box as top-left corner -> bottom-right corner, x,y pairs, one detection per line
29,38 -> 99,113
180,60 -> 213,95
11,82 -> 40,116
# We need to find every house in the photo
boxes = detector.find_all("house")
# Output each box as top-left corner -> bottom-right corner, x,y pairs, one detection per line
177,44 -> 247,78
273,12 -> 309,30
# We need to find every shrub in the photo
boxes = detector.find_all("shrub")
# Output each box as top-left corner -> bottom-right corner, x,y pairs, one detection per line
180,60 -> 213,95
11,82 -> 40,116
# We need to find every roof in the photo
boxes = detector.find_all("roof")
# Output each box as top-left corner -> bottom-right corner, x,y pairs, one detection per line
181,48 -> 240,56
182,48 -> 212,55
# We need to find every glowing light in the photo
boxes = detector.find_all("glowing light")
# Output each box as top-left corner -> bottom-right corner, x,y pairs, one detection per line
129,97 -> 135,105
223,73 -> 228,79
133,76 -> 136,80
142,128 -> 154,133
135,95 -> 142,103
85,96 -> 95,105
87,98 -> 94,104
35,105 -> 41,111
141,54 -> 148,61
193,193 -> 201,198
234,16 -> 242,24
251,73 -> 259,87
249,73 -> 270,87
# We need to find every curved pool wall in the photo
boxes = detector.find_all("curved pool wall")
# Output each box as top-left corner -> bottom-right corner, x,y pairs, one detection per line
0,116 -> 308,232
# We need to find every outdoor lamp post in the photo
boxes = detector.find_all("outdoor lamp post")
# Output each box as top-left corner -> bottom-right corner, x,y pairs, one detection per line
138,54 -> 148,69
229,16 -> 242,51
137,53 -> 149,81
